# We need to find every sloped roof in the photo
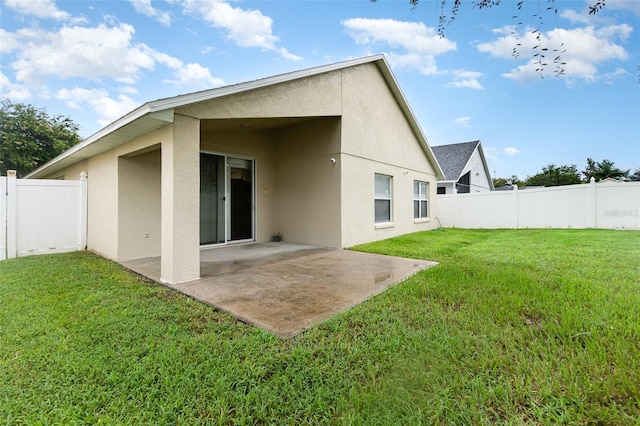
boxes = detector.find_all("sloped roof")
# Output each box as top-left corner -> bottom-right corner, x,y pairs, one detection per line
431,140 -> 480,181
27,54 -> 444,179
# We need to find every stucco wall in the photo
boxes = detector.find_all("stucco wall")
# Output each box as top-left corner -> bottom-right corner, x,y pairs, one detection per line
117,148 -> 161,261
177,72 -> 342,119
275,118 -> 342,247
339,63 -> 438,247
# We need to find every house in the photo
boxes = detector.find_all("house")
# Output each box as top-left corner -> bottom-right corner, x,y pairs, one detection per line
431,140 -> 494,194
27,55 -> 444,284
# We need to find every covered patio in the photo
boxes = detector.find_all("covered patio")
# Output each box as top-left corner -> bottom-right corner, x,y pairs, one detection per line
121,243 -> 437,338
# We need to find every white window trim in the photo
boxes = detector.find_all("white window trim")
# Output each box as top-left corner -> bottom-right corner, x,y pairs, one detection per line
374,173 -> 393,226
413,180 -> 429,221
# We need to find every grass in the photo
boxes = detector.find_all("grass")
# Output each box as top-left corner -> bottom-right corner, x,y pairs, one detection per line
1,229 -> 639,425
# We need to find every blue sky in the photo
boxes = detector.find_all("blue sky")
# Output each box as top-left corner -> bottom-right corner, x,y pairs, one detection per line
1,0 -> 638,179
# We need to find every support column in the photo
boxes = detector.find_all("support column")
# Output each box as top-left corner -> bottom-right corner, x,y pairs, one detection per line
161,114 -> 200,284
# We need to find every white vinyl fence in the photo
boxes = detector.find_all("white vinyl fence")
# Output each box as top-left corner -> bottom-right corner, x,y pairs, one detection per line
1,170 -> 87,261
437,179 -> 640,230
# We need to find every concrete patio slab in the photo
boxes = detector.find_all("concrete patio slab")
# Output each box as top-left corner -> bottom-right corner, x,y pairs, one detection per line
122,243 -> 437,338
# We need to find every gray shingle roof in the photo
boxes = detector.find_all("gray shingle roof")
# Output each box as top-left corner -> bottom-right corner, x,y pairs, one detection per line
431,140 -> 480,181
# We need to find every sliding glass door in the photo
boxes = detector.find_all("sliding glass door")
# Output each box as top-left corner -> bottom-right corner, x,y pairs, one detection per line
200,153 -> 254,245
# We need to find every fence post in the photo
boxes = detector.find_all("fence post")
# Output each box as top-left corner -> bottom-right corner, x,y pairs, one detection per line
589,177 -> 596,228
6,170 -> 17,259
453,185 -> 458,228
512,184 -> 519,229
80,171 -> 88,250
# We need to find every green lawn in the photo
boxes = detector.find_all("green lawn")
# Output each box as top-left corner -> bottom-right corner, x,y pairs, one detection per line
1,229 -> 639,425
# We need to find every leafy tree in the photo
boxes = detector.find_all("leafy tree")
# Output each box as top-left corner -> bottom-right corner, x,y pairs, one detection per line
583,158 -> 629,182
0,99 -> 81,177
630,169 -> 640,182
493,175 -> 524,188
525,164 -> 581,187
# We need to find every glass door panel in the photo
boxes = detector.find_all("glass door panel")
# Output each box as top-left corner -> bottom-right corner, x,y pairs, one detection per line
200,153 -> 225,245
228,157 -> 253,242
200,153 -> 254,245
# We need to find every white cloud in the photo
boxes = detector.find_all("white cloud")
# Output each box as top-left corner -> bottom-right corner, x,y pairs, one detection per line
477,24 -> 632,83
503,147 -> 521,156
4,0 -> 70,20
129,0 -> 171,26
5,24 -> 155,84
342,18 -> 456,75
2,23 -> 221,90
182,0 -> 300,61
446,70 -> 484,89
343,18 -> 456,55
2,17 -> 225,108
385,52 -> 439,76
0,29 -> 20,54
56,88 -> 140,127
0,72 -> 31,100
606,0 -> 640,15
452,116 -> 471,127
483,146 -> 498,164
164,63 -> 224,89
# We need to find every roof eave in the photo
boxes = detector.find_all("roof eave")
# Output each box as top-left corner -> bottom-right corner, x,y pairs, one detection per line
26,102 -> 160,178
26,54 -> 446,181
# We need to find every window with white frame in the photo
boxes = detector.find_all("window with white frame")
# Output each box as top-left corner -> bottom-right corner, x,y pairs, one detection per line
374,174 -> 392,223
414,180 -> 428,219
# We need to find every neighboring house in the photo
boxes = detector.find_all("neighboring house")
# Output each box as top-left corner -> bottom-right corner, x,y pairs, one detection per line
27,55 -> 444,284
431,140 -> 494,194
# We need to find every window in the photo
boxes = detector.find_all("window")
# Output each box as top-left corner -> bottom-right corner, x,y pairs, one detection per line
374,174 -> 392,223
414,180 -> 428,219
437,187 -> 446,195
456,171 -> 471,193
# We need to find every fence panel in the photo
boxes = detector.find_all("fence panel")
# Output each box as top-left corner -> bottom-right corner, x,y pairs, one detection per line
2,171 -> 87,260
516,185 -> 592,229
0,176 -> 6,260
596,182 -> 640,230
437,181 -> 639,230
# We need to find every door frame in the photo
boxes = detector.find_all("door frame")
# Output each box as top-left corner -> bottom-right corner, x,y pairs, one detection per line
200,150 -> 256,247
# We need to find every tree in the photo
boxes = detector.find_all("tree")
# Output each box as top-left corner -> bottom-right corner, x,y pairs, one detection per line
525,164 -> 581,187
0,99 -> 81,177
493,175 -> 524,188
582,158 -> 629,182
630,169 -> 640,182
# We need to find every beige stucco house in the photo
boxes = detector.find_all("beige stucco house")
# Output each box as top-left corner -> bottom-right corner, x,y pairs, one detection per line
28,55 -> 444,284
